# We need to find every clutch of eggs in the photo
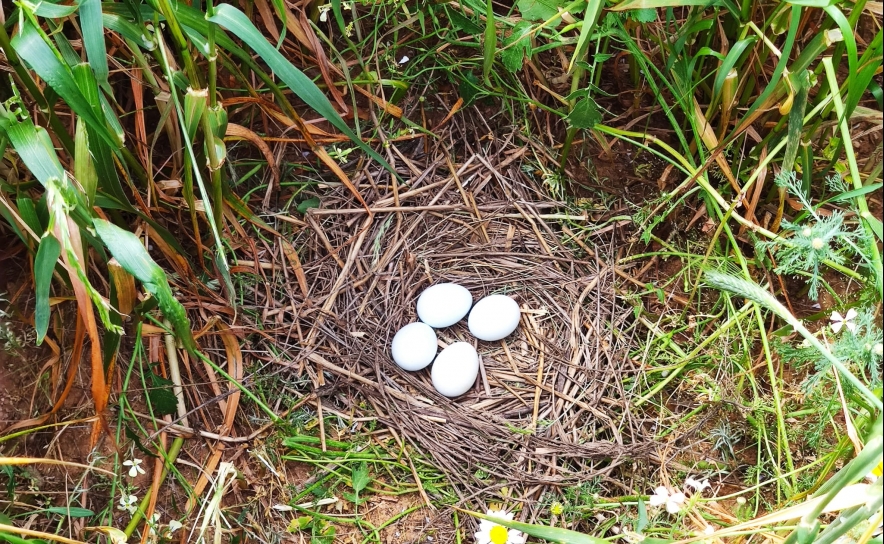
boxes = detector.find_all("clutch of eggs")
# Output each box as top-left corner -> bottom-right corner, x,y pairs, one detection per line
391,283 -> 521,398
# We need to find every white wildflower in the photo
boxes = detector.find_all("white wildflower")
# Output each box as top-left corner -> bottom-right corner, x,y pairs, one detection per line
123,458 -> 145,478
117,493 -> 138,514
318,4 -> 331,22
685,476 -> 711,492
830,309 -> 857,333
649,486 -> 685,514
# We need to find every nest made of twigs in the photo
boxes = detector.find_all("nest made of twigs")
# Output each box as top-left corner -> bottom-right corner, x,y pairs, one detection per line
244,129 -> 654,508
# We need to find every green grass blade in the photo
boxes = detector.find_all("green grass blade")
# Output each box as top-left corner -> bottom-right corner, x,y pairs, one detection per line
569,0 -> 605,72
34,234 -> 61,344
74,118 -> 98,207
712,37 -> 756,101
466,509 -> 608,544
482,0 -> 496,85
102,12 -> 154,49
32,0 -> 79,18
822,5 -> 857,100
3,114 -> 66,186
93,218 -> 197,354
79,0 -> 109,89
11,19 -> 119,149
781,70 -> 809,174
207,4 -> 398,179
846,29 -> 881,118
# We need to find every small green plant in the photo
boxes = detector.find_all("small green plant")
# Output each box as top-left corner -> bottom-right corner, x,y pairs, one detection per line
756,172 -> 869,300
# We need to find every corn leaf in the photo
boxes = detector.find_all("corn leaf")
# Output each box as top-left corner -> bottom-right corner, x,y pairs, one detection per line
102,13 -> 154,49
207,4 -> 398,179
32,0 -> 80,18
79,0 -> 109,89
11,20 -> 118,149
34,234 -> 61,344
93,218 -> 197,354
4,116 -> 66,187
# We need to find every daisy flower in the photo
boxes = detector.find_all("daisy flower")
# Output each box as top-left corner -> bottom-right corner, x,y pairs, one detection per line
649,486 -> 685,514
474,509 -> 526,544
830,309 -> 857,333
123,457 -> 145,478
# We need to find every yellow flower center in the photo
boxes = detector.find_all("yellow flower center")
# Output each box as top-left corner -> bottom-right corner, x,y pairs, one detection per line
490,525 -> 509,544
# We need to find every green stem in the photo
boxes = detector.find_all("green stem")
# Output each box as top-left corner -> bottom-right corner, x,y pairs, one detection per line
822,57 -> 883,298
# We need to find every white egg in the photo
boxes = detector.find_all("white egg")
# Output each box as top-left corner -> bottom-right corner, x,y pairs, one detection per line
431,342 -> 479,397
416,283 -> 473,328
391,322 -> 438,371
467,294 -> 521,341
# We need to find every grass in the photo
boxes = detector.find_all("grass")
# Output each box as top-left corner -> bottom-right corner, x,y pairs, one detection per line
0,0 -> 881,540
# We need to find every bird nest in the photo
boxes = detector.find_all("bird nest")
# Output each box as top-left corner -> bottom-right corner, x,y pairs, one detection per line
254,132 -> 653,501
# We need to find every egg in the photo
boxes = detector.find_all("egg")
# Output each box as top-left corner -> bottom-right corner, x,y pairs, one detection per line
431,342 -> 479,397
467,294 -> 521,341
416,283 -> 473,328
391,322 -> 438,371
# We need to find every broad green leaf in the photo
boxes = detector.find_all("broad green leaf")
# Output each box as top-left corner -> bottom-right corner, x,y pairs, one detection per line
11,20 -> 118,149
4,116 -> 65,186
35,234 -> 61,345
102,13 -> 154,49
516,0 -> 567,21
72,64 -> 128,207
297,197 -> 321,214
636,497 -> 648,533
41,506 -> 94,517
93,219 -> 197,354
208,5 -> 398,180
629,7 -> 657,21
147,372 -> 178,416
502,22 -> 532,72
568,97 -> 601,129
31,0 -> 79,17
351,462 -> 370,493
0,532 -> 47,544
16,197 -> 43,235
445,7 -> 483,35
79,0 -> 109,88
458,71 -> 483,105
466,510 -> 608,544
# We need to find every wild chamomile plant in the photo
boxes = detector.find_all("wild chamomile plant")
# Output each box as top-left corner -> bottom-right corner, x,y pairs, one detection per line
756,171 -> 871,300
778,308 -> 883,398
